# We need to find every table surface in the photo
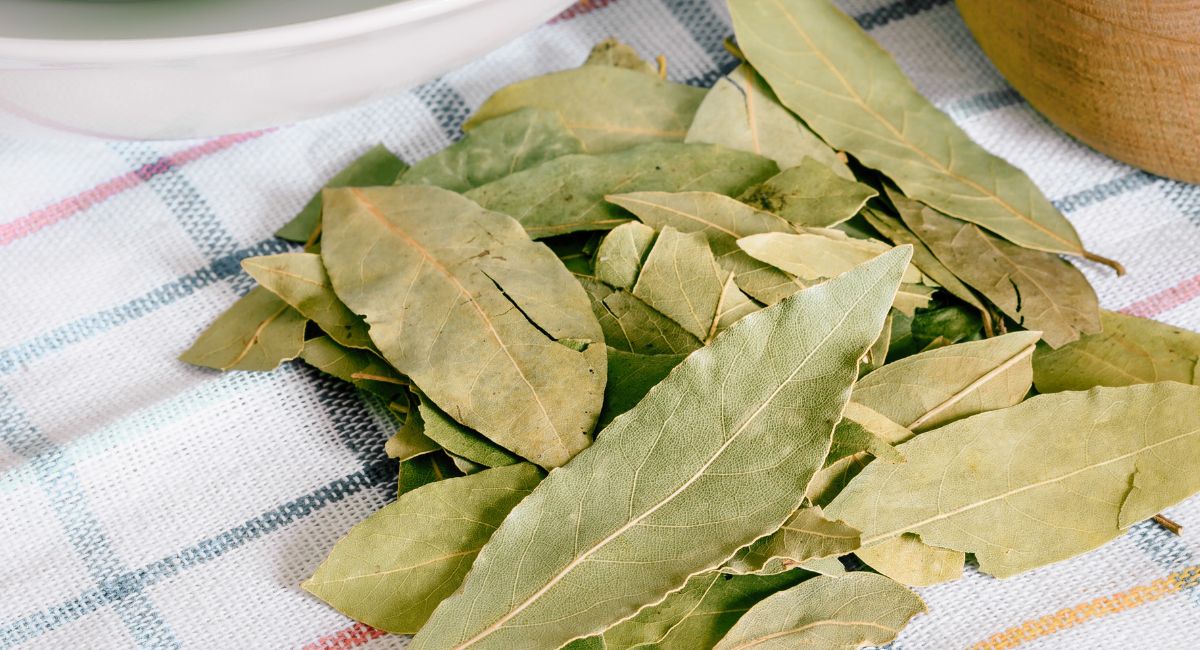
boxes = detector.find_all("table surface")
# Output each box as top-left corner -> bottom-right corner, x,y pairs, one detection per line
1,1 -> 1198,648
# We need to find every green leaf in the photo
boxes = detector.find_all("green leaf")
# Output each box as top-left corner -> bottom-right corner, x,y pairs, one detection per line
1033,310 -> 1200,393
910,305 -> 984,347
179,287 -> 307,371
738,159 -> 877,228
598,348 -> 686,429
632,227 -> 726,340
580,278 -> 702,355
385,408 -> 440,462
399,108 -> 583,193
298,335 -> 407,401
464,142 -> 779,238
593,221 -> 657,290
418,399 -> 522,468
242,252 -> 374,351
897,203 -> 1100,348
685,64 -> 852,179
827,382 -> 1200,578
722,506 -> 860,576
465,66 -> 705,153
321,185 -> 606,468
713,573 -> 925,650
583,38 -> 657,75
606,190 -> 802,303
276,145 -> 407,243
303,463 -> 542,634
398,451 -> 462,497
409,248 -> 910,650
594,570 -> 810,649
728,0 -> 1121,272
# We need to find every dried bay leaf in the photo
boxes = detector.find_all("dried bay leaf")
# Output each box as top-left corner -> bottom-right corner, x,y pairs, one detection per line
298,336 -> 407,401
179,287 -> 307,371
593,221 -> 656,290
722,506 -> 860,576
385,408 -> 440,462
827,383 -> 1200,578
728,0 -> 1122,272
712,573 -> 925,650
738,232 -> 923,284
580,278 -> 701,355
590,570 -> 810,650
686,64 -> 852,179
606,190 -> 803,302
711,276 -> 761,343
303,463 -> 543,634
464,142 -> 779,238
465,66 -> 705,153
276,145 -> 407,244
599,348 -> 686,429
409,248 -> 910,650
1033,310 -> 1200,393
632,227 -> 726,340
854,534 -> 963,587
898,204 -> 1100,348
738,158 -> 877,228
321,185 -> 606,468
242,252 -> 374,351
399,108 -> 583,193
584,38 -> 657,75
418,399 -> 521,468
398,451 -> 462,497
833,402 -> 908,465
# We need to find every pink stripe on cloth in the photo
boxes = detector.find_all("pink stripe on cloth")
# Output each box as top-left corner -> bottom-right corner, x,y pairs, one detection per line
300,622 -> 386,650
0,129 -> 270,247
1122,273 -> 1200,319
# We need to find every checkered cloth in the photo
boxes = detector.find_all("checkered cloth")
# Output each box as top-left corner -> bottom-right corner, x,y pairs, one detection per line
2,1 -> 1199,648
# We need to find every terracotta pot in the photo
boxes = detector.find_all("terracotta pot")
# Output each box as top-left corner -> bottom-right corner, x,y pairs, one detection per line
956,0 -> 1200,183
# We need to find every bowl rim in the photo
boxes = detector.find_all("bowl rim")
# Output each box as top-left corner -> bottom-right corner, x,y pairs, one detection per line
0,0 -> 504,63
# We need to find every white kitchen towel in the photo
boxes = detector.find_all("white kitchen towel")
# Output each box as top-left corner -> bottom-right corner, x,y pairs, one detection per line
2,1 -> 1199,648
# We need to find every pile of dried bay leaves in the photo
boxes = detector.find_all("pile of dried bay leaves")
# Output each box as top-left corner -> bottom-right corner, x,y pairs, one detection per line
180,0 -> 1200,647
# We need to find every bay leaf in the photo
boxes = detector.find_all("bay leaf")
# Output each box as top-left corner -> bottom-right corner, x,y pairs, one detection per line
869,192 -> 991,329
321,185 -> 606,468
1033,310 -> 1200,393
580,278 -> 702,355
398,451 -> 462,497
728,0 -> 1122,272
464,142 -> 779,238
722,506 -> 860,576
298,336 -> 408,401
418,399 -> 521,468
242,252 -> 374,351
276,144 -> 407,244
179,286 -> 307,372
593,570 -> 810,650
710,275 -> 761,343
834,402 -> 908,464
605,190 -> 803,302
738,232 -> 923,284
593,221 -> 656,290
409,248 -> 910,650
584,38 -> 657,75
827,382 -> 1200,578
854,534 -> 964,587
303,463 -> 542,634
399,108 -> 583,193
738,158 -> 877,228
860,313 -> 892,376
450,452 -> 487,476
685,64 -> 852,179
464,66 -> 705,153
897,203 -> 1100,348
632,226 -> 726,340
384,408 -> 440,462
712,573 -> 925,650
910,304 -> 984,347
598,348 -> 686,429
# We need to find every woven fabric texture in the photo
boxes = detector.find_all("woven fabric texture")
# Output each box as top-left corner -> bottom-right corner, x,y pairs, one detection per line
1,1 -> 1199,648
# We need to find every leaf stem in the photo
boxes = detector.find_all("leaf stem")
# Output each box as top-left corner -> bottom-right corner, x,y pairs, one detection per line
1152,514 -> 1183,535
1084,250 -> 1126,276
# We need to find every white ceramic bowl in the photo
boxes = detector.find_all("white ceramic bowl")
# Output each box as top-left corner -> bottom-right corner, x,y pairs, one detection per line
0,0 -> 573,140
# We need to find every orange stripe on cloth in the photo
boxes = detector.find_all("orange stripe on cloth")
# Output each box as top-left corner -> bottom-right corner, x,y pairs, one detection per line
301,622 -> 386,650
971,565 -> 1200,649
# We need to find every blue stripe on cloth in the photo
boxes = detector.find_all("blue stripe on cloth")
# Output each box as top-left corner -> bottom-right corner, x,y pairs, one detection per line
1051,171 -> 1159,214
0,238 -> 292,376
413,78 -> 473,142
0,389 -> 179,649
854,0 -> 954,30
0,460 -> 393,647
